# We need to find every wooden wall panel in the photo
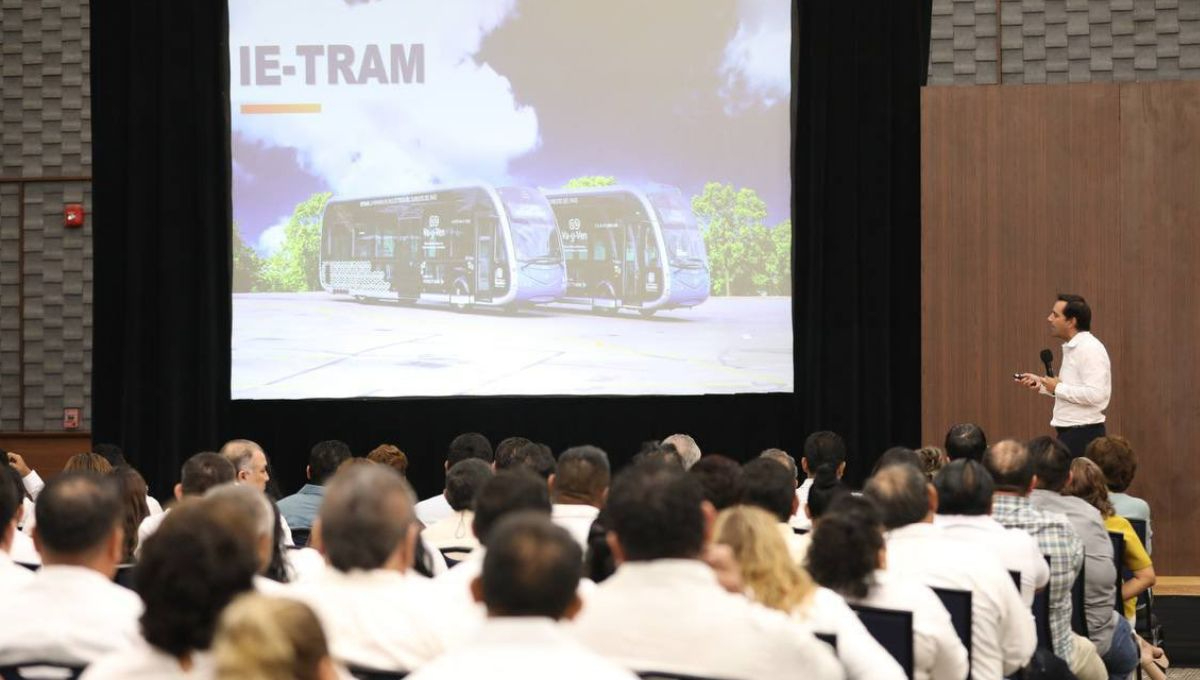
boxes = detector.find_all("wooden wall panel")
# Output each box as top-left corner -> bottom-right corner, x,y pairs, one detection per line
0,432 -> 93,479
922,81 -> 1200,574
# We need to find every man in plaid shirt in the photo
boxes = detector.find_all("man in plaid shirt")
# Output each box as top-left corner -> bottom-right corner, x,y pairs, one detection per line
985,440 -> 1107,680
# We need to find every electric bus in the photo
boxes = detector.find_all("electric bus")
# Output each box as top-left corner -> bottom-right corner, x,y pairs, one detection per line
543,185 -> 710,316
318,186 -> 565,310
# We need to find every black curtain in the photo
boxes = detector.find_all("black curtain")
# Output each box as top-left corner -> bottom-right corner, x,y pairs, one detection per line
91,0 -> 929,498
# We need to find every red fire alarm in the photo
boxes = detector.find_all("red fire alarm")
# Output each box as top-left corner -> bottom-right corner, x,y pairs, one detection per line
64,204 -> 84,228
63,407 -> 81,430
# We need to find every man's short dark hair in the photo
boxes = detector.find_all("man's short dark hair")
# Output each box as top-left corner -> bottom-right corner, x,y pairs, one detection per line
688,455 -> 743,510
0,465 -> 20,529
309,440 -> 352,485
494,436 -> 532,470
983,440 -> 1034,494
803,431 -> 846,471
137,501 -> 258,657
944,424 -> 988,462
863,464 -> 930,530
481,513 -> 582,618
934,459 -> 995,516
512,442 -> 556,479
445,459 -> 493,511
319,465 -> 416,571
871,447 -> 922,476
1029,436 -> 1073,492
552,446 -> 610,500
759,448 -> 798,481
448,432 -> 493,466
472,470 -> 551,545
607,462 -> 705,561
1057,293 -> 1091,332
180,452 -> 237,497
740,457 -> 795,522
92,443 -> 127,468
35,472 -> 122,555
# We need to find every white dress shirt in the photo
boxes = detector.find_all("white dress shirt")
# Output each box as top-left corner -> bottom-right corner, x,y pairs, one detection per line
282,567 -> 447,672
284,546 -> 327,583
10,529 -> 40,565
422,510 -> 480,554
551,503 -> 600,551
19,497 -> 35,534
791,478 -> 815,531
798,586 -> 907,680
135,509 -> 169,557
1042,331 -> 1110,427
80,640 -> 213,680
416,493 -> 453,527
407,617 -> 638,680
0,548 -> 34,592
935,514 -> 1050,606
0,565 -> 143,664
779,523 -> 811,564
570,559 -> 844,680
21,470 -> 45,500
145,495 -> 164,516
885,523 -> 1036,680
848,570 -> 970,680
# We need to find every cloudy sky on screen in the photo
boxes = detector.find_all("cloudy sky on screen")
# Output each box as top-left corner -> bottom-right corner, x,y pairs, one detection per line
229,0 -> 791,255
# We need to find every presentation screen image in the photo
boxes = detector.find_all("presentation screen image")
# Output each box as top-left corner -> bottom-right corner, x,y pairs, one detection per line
229,0 -> 793,399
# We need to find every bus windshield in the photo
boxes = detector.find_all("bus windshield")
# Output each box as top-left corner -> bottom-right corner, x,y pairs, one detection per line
497,187 -> 562,263
647,190 -> 707,268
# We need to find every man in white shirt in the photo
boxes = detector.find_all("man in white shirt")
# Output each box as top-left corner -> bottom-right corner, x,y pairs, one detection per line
1016,294 -> 1111,458
742,457 -> 809,563
792,430 -> 848,532
865,462 -> 1036,679
416,432 -> 493,526
933,459 -> 1049,606
410,513 -> 636,680
0,467 -> 34,591
572,462 -> 844,680
0,472 -> 142,665
284,464 -> 447,673
422,459 -> 492,557
136,452 -> 236,554
660,433 -> 701,469
220,438 -> 295,547
203,484 -> 285,593
549,446 -> 609,550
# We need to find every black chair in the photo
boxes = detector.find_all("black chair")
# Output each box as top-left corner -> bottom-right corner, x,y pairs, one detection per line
849,604 -> 915,680
1070,561 -> 1088,637
14,562 -> 38,572
113,564 -> 136,590
1031,587 -> 1053,651
931,586 -> 973,671
1126,518 -> 1160,645
1109,531 -> 1126,614
815,632 -> 837,649
437,546 -> 474,569
346,666 -> 407,680
290,527 -> 311,548
1008,570 -> 1021,592
0,663 -> 86,680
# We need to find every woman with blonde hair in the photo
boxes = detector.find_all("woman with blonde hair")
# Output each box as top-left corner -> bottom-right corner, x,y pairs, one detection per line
63,452 -> 114,475
213,594 -> 338,680
712,505 -> 904,680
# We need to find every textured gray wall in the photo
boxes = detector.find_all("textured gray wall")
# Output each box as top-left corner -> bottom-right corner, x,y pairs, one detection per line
0,0 -> 93,431
929,0 -> 1200,85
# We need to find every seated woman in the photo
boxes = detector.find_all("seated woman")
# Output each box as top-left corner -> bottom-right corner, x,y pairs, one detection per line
213,594 -> 338,680
805,495 -> 969,680
712,504 -> 905,680
1086,435 -> 1151,552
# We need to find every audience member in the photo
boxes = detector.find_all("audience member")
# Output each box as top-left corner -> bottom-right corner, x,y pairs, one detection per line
277,440 -> 352,531
793,430 -> 848,532
1028,435 -> 1137,679
712,505 -> 904,680
409,514 -> 637,680
221,438 -> 295,548
864,462 -> 1036,679
422,459 -> 492,557
0,472 -> 142,664
6,449 -> 46,501
285,465 -> 445,672
806,495 -> 969,680
416,433 -> 493,526
916,445 -> 950,480
661,433 -> 701,469
204,484 -> 286,591
493,436 -> 532,470
366,443 -> 409,477
137,452 -> 236,553
871,446 -> 923,476
0,464 -> 33,592
213,594 -> 338,680
64,452 -> 115,475
512,441 -> 557,479
3,465 -> 39,565
760,448 -> 799,486
1086,435 -> 1151,552
114,465 -> 151,564
985,439 -> 1106,680
741,457 -> 808,563
688,454 -> 744,510
932,459 -> 1049,606
570,462 -> 844,680
550,446 -> 610,549
805,463 -> 850,523
945,423 -> 988,461
95,443 -> 164,515
81,501 -> 259,679
631,440 -> 684,468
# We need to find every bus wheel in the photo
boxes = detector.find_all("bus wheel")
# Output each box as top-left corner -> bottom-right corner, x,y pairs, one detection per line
638,308 -> 656,318
451,279 -> 471,312
593,282 -> 620,316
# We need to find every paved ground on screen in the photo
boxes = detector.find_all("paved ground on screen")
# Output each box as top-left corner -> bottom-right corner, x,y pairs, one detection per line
231,293 -> 793,398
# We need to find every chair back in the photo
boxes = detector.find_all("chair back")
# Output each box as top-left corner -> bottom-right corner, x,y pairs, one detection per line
931,586 -> 973,669
1108,531 -> 1126,612
437,546 -> 474,569
815,632 -> 837,649
290,527 -> 311,548
636,673 -> 726,680
0,663 -> 85,680
1031,587 -> 1052,650
1070,560 -> 1088,637
1008,570 -> 1021,592
849,604 -> 915,680
346,666 -> 407,680
113,564 -> 136,590
14,562 -> 38,572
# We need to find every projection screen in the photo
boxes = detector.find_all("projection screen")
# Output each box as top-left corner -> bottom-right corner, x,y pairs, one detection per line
229,0 -> 793,398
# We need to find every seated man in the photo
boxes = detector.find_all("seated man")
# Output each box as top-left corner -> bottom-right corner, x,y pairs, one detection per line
276,440 -> 351,531
944,423 -> 988,462
220,438 -> 294,547
422,459 -> 493,557
660,434 -> 701,469
408,513 -> 637,680
550,446 -> 610,550
416,433 -> 493,526
0,464 -> 34,591
741,457 -> 809,563
137,451 -> 236,553
283,465 -> 445,673
571,462 -> 844,680
864,462 -> 1035,680
0,472 -> 142,664
204,484 -> 286,594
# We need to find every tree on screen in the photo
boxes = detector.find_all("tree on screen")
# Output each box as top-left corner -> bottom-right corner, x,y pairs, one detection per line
232,221 -> 264,292
564,175 -> 617,188
692,183 -> 791,296
260,192 -> 332,292
766,219 -> 792,295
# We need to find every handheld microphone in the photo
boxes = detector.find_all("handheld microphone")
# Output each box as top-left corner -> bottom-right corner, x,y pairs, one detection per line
1040,349 -> 1055,378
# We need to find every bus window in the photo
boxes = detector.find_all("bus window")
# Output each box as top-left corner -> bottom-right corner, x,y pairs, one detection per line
354,229 -> 376,258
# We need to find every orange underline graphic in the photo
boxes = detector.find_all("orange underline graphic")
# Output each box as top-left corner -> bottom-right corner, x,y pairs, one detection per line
240,103 -> 322,114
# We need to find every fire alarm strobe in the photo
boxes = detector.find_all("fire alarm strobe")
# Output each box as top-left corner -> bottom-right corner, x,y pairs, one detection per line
64,204 -> 84,228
